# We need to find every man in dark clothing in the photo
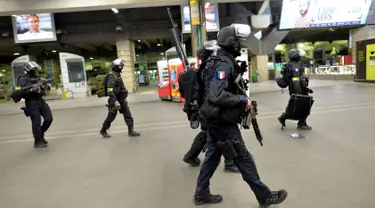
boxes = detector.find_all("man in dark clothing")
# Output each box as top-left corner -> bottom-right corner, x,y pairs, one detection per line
100,59 -> 140,138
193,24 -> 288,208
16,61 -> 53,148
182,41 -> 239,173
278,49 -> 313,130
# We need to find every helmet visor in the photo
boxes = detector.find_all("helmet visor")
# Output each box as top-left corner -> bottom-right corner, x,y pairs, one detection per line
231,24 -> 251,38
25,61 -> 41,72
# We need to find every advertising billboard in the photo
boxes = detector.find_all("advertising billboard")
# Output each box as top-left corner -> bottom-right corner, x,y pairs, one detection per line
279,0 -> 372,30
181,3 -> 220,33
11,13 -> 57,44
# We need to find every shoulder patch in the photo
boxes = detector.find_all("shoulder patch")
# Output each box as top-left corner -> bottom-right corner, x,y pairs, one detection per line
217,71 -> 226,80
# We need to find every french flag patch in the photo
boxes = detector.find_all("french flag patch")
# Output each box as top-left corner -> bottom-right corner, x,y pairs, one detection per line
217,71 -> 226,80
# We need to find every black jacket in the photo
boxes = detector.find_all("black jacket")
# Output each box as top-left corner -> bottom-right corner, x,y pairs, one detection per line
281,61 -> 309,95
199,49 -> 248,124
16,74 -> 44,100
106,71 -> 128,102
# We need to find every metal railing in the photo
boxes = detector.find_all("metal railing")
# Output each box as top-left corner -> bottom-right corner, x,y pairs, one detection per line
304,65 -> 356,75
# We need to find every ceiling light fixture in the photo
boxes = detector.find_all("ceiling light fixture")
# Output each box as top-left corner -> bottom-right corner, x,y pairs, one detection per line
111,8 -> 119,13
52,50 -> 57,53
13,53 -> 20,56
138,40 -> 141,42
90,57 -> 93,60
157,43 -> 161,46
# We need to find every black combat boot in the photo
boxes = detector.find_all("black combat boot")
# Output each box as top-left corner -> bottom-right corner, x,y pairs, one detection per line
297,120 -> 312,130
128,127 -> 140,137
41,134 -> 48,144
297,125 -> 312,130
183,154 -> 201,167
100,129 -> 111,138
194,194 -> 223,205
224,164 -> 240,173
278,113 -> 287,128
34,140 -> 47,148
259,190 -> 288,208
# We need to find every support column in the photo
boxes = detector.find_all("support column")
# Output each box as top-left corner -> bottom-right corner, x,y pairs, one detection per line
251,55 -> 269,82
189,0 -> 204,57
116,40 -> 137,93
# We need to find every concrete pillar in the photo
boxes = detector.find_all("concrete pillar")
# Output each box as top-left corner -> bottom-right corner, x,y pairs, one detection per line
116,40 -> 137,93
190,0 -> 205,57
251,55 -> 269,82
191,26 -> 198,57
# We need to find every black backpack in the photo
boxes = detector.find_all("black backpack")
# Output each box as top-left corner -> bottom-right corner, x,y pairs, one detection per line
178,65 -> 204,129
179,54 -> 234,128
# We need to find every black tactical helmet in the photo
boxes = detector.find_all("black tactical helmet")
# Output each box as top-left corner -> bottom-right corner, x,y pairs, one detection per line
216,24 -> 251,57
111,59 -> 126,73
24,61 -> 41,72
197,40 -> 218,61
288,49 -> 305,59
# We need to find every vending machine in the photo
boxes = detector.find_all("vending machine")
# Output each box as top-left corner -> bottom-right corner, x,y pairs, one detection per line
168,58 -> 185,102
157,60 -> 171,100
166,46 -> 186,102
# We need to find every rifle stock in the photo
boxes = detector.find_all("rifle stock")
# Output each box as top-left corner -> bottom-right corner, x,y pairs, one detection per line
234,74 -> 264,146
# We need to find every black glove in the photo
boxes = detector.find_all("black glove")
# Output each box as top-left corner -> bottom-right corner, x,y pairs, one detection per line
308,88 -> 313,94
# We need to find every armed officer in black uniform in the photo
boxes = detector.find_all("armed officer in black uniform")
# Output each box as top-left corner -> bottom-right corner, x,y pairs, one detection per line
194,24 -> 288,207
183,40 -> 239,173
278,49 -> 312,130
16,61 -> 53,148
100,59 -> 140,138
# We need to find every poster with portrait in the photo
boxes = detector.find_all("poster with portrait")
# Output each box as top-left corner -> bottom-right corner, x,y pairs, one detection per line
181,4 -> 220,33
12,13 -> 57,44
279,0 -> 372,30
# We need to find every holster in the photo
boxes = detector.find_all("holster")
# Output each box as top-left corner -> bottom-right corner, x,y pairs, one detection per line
217,140 -> 238,160
21,106 -> 30,117
232,140 -> 243,154
106,104 -> 121,114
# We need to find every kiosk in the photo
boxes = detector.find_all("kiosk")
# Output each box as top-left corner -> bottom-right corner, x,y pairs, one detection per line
355,39 -> 375,82
59,52 -> 88,98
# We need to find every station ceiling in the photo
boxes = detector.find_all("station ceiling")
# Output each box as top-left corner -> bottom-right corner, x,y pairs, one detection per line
0,1 -> 359,63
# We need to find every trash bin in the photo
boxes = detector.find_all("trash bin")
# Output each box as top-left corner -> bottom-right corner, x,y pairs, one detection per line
251,72 -> 259,83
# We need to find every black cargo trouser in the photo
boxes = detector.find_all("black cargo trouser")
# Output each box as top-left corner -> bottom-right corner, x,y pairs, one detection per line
186,130 -> 235,167
102,98 -> 134,131
195,123 -> 272,204
26,98 -> 53,143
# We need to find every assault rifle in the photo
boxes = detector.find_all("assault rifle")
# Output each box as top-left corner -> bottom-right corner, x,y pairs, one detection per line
12,78 -> 52,102
234,62 -> 264,146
